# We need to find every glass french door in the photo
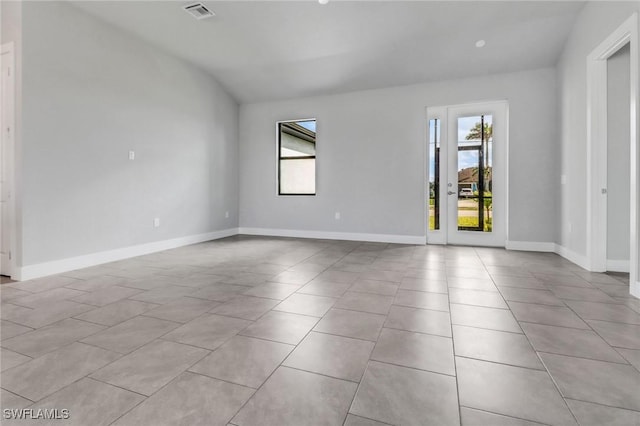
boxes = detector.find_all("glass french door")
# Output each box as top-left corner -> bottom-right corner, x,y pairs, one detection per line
427,101 -> 507,247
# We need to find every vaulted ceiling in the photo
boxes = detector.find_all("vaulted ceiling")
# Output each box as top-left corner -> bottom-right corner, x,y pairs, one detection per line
71,1 -> 586,103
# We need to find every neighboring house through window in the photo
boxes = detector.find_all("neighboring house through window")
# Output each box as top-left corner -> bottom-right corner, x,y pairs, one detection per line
278,119 -> 316,195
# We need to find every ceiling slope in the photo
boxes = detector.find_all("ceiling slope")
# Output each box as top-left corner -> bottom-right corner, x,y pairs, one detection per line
71,1 -> 586,103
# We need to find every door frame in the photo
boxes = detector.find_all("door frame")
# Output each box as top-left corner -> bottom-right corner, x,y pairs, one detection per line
426,100 -> 509,247
425,106 -> 448,245
1,42 -> 16,277
586,13 -> 639,297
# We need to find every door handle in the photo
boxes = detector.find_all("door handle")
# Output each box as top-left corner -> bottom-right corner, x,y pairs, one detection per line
447,191 -> 456,195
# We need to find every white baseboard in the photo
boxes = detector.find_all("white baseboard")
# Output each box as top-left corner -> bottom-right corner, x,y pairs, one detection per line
15,228 -> 629,285
14,228 -> 239,281
554,245 -> 634,275
606,259 -> 630,273
238,227 -> 425,245
505,241 -> 555,252
631,281 -> 640,299
554,244 -> 590,270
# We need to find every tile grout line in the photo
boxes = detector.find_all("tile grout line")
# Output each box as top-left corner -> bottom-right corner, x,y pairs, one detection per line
0,388 -> 35,404
562,302 -> 638,362
470,247 -> 572,425
224,243 -> 360,425
445,260 -> 463,426
3,239 -> 638,425
562,396 -> 640,414
344,285 -> 394,426
458,405 -> 552,425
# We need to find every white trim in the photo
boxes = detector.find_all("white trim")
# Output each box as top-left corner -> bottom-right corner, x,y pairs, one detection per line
423,107 -> 429,244
631,14 -> 640,297
504,104 -> 511,246
14,228 -> 239,281
586,13 -> 639,294
0,43 -> 14,54
425,107 -> 447,245
238,227 -> 425,245
1,42 -> 16,278
606,259 -> 630,273
554,244 -> 590,271
505,241 -> 555,252
586,42 -> 609,272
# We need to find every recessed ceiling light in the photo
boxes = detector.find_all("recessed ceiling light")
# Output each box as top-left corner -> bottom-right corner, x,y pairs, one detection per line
318,0 -> 329,5
475,40 -> 486,48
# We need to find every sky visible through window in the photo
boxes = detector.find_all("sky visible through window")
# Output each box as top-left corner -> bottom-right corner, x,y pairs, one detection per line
297,120 -> 316,133
458,115 -> 492,171
428,115 -> 493,179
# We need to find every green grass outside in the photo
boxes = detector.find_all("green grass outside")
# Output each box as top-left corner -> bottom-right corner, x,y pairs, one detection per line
428,215 -> 493,232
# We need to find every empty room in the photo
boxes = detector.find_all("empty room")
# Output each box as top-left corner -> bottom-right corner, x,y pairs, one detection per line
1,1 -> 639,425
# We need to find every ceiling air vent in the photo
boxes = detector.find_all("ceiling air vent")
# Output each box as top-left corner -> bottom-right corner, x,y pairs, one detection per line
183,3 -> 215,20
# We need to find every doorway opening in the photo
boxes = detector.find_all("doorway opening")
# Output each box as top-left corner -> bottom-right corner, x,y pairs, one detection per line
427,101 -> 508,247
586,13 -> 639,297
606,43 -> 631,274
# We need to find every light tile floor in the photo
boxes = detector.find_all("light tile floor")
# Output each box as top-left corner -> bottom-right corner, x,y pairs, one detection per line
1,236 -> 639,425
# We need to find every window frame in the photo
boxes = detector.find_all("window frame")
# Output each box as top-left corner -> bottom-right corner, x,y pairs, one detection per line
428,117 -> 442,232
276,118 -> 317,196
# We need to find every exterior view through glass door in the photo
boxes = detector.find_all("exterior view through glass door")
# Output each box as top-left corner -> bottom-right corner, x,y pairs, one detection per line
427,101 -> 507,247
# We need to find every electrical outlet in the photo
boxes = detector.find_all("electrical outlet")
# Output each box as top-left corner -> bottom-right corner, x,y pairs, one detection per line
225,211 -> 229,219
335,212 -> 341,220
561,174 -> 566,185
129,151 -> 135,160
153,218 -> 160,228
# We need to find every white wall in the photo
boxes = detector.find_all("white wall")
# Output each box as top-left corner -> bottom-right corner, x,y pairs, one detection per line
239,68 -> 557,245
607,43 -> 631,263
18,1 -> 239,268
17,1 -> 638,277
557,1 -> 640,263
